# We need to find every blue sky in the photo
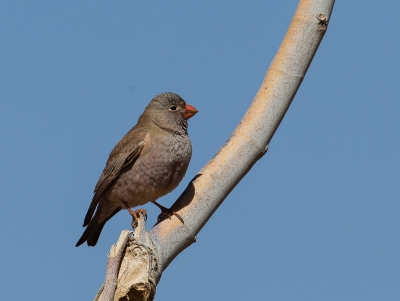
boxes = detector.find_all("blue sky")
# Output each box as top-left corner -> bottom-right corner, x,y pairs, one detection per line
1,1 -> 399,300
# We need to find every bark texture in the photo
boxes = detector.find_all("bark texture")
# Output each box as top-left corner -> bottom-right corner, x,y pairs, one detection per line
95,214 -> 159,301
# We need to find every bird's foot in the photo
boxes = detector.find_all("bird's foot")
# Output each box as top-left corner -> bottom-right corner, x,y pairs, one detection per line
151,201 -> 184,224
129,208 -> 148,229
121,200 -> 147,229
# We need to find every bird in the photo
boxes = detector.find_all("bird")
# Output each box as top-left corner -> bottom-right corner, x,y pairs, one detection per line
76,92 -> 198,247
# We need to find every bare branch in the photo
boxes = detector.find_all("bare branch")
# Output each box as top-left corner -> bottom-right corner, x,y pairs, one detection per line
151,0 -> 336,272
95,0 -> 336,299
101,231 -> 130,301
96,213 -> 159,301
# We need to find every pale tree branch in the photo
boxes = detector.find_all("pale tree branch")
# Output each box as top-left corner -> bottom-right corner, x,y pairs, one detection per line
95,0 -> 335,300
100,231 -> 130,301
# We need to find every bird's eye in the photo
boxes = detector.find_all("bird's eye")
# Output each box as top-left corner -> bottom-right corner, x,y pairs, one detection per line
169,105 -> 177,111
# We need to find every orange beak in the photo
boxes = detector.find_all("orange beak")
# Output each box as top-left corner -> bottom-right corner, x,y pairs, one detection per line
183,104 -> 198,120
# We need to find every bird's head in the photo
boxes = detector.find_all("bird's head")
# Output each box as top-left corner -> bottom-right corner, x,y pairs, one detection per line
143,92 -> 198,133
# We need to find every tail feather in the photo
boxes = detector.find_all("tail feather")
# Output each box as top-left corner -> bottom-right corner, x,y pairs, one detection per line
76,207 -> 121,247
86,220 -> 106,247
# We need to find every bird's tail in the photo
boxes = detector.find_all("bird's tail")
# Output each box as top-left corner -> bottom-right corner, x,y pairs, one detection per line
76,207 -> 121,247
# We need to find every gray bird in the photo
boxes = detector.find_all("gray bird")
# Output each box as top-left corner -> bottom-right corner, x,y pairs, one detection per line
76,92 -> 198,247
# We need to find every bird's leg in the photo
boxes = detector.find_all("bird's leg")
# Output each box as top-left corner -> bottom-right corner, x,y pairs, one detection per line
121,200 -> 136,216
151,201 -> 184,224
121,200 -> 147,229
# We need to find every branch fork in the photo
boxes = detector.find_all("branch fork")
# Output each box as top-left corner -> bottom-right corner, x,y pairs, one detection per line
97,212 -> 160,301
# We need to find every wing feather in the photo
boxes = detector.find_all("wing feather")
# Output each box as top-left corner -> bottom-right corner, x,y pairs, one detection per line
82,129 -> 147,226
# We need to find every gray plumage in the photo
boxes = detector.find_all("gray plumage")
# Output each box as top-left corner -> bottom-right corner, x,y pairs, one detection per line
76,92 -> 197,247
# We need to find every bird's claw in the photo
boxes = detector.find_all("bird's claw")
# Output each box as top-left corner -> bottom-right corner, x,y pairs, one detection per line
151,201 -> 184,224
129,208 -> 147,229
157,209 -> 184,224
120,200 -> 147,229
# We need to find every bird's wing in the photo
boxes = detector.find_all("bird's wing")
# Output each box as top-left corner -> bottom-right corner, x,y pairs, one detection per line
83,130 -> 147,226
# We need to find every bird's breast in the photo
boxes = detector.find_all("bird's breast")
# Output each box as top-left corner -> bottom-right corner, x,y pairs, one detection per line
107,134 -> 192,207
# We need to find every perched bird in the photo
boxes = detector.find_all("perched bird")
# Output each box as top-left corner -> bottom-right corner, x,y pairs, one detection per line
76,92 -> 198,247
